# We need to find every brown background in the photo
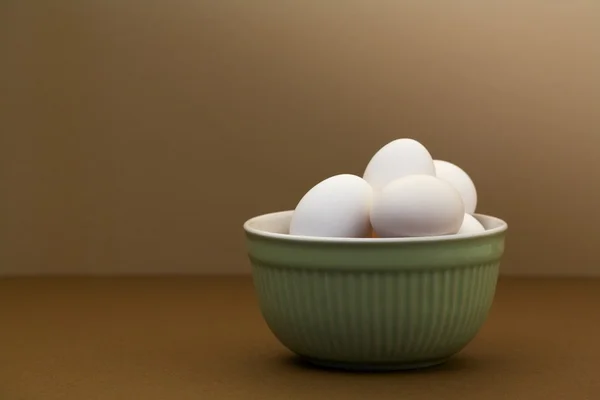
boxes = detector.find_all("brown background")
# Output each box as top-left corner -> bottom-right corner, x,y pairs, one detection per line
1,1 -> 599,276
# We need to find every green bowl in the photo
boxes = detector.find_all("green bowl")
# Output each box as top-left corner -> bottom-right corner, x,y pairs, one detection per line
244,211 -> 507,371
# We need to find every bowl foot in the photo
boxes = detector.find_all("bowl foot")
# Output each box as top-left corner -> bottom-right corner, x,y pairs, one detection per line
299,356 -> 449,372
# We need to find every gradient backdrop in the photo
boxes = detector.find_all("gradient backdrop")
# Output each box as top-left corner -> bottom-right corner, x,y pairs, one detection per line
2,1 -> 599,275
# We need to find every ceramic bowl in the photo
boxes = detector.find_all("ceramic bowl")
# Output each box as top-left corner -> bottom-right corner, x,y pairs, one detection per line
244,210 -> 507,371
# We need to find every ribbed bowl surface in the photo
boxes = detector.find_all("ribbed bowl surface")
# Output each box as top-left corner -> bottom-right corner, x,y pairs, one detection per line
245,211 -> 507,370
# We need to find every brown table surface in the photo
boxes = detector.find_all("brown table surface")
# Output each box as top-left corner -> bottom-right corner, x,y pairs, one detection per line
0,277 -> 598,399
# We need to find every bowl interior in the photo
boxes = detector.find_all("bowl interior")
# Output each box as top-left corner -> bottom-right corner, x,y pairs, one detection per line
244,210 -> 507,243
247,211 -> 292,234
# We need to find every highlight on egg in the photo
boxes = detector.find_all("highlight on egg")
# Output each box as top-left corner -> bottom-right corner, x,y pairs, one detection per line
363,138 -> 435,192
289,174 -> 373,238
433,160 -> 478,214
370,175 -> 465,238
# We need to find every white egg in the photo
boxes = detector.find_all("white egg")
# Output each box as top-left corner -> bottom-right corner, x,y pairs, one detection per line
290,174 -> 373,238
370,175 -> 464,237
457,213 -> 485,234
433,160 -> 478,214
363,138 -> 435,192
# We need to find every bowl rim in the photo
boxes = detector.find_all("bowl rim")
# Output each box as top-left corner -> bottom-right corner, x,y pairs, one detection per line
244,210 -> 507,244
